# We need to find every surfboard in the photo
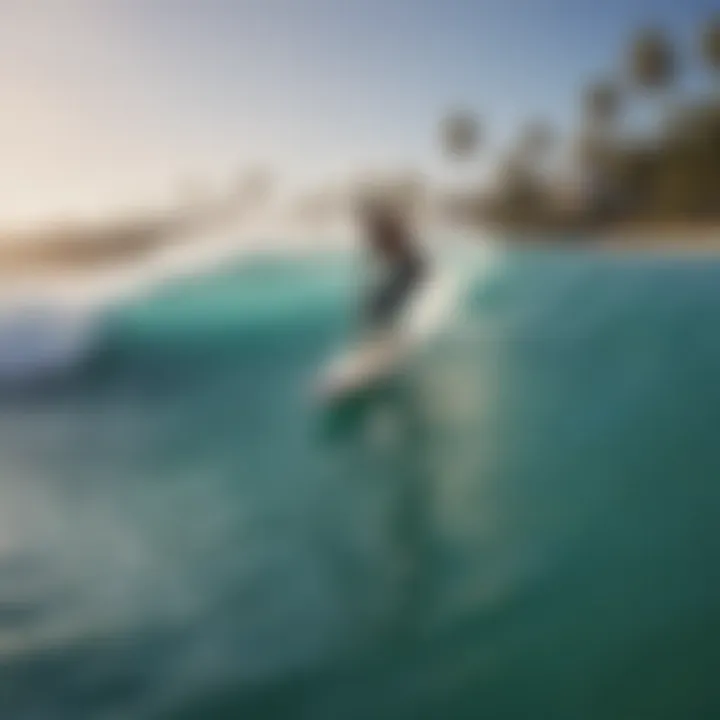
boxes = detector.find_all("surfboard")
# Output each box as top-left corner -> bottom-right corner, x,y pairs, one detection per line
315,268 -> 460,402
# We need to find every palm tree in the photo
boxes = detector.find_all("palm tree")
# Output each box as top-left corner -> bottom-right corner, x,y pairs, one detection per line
567,128 -> 616,219
701,16 -> 720,92
628,28 -> 676,92
579,80 -> 622,196
440,110 -> 481,160
518,120 -> 555,168
583,81 -> 621,134
510,121 -> 556,217
438,110 -> 482,224
489,142 -> 546,224
625,27 -> 680,157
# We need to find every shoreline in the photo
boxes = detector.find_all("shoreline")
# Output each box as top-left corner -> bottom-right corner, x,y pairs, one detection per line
597,223 -> 720,250
1,221 -> 720,282
480,220 -> 720,252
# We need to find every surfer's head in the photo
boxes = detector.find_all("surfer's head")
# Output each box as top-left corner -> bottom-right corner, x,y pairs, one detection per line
356,193 -> 407,240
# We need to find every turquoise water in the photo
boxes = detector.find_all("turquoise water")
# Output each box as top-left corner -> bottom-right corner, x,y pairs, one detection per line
1,247 -> 720,719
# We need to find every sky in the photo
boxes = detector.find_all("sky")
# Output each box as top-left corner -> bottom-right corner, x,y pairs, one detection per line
0,0 -> 718,227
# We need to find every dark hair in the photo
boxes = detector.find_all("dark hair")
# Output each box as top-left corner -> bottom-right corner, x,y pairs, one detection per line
357,193 -> 402,227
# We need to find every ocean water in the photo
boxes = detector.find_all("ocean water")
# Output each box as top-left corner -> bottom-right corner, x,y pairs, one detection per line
1,243 -> 720,719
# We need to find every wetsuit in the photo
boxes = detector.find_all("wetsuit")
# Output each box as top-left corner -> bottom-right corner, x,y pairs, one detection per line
365,251 -> 426,327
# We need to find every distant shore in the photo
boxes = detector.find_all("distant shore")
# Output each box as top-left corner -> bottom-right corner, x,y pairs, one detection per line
1,218 -> 720,281
484,220 -> 720,252
0,210 -> 213,280
597,222 -> 720,250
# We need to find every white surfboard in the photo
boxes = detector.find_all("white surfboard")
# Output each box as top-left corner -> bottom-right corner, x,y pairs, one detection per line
315,268 -> 460,401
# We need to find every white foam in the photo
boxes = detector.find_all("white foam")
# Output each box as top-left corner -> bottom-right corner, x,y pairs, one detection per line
0,229 -> 257,384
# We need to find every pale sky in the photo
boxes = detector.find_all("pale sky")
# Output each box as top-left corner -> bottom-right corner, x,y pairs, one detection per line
0,0 -> 716,227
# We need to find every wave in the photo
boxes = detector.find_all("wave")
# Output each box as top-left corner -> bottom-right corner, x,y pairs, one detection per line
0,232 -> 500,386
0,229 -> 279,385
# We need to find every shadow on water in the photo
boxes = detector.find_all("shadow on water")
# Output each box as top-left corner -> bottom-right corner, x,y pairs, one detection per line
318,375 -> 437,641
165,376 -> 440,720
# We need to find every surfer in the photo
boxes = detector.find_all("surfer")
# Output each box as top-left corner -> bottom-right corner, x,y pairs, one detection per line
360,198 -> 427,329
314,197 -> 438,400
